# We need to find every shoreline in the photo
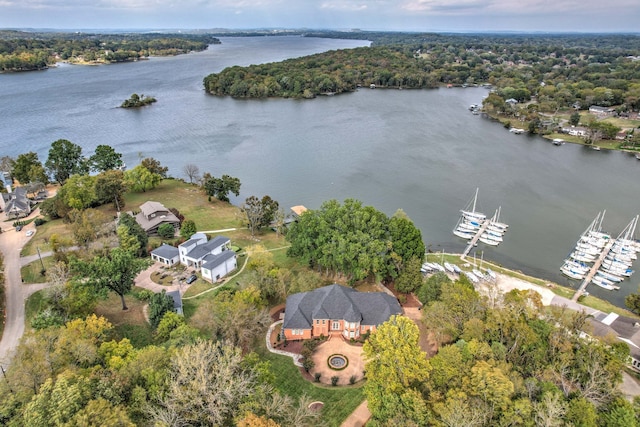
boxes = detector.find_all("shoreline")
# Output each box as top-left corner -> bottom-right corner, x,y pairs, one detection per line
438,252 -> 638,318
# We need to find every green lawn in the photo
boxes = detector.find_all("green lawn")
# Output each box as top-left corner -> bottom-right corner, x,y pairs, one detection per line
20,217 -> 70,256
122,179 -> 244,231
21,257 -> 56,283
25,290 -> 47,326
259,348 -> 365,427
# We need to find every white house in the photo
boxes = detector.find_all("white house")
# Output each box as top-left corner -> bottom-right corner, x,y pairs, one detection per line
150,244 -> 180,266
178,233 -> 236,283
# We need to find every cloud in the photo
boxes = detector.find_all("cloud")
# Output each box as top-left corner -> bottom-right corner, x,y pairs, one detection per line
0,0 -> 638,31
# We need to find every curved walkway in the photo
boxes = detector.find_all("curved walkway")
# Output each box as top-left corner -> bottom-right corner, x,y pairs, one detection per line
265,320 -> 303,367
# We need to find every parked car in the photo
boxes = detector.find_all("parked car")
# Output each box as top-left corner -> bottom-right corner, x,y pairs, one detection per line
15,225 -> 22,232
26,230 -> 34,237
185,274 -> 197,284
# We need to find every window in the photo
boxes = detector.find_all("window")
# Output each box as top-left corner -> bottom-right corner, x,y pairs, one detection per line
332,321 -> 340,330
322,319 -> 326,324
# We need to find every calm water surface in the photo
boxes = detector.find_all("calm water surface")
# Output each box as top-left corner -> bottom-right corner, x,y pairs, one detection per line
1,36 -> 640,307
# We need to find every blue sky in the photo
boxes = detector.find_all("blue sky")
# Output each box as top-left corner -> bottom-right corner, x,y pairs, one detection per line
1,0 -> 638,32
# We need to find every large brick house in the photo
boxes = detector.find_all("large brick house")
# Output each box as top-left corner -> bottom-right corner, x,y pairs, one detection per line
282,284 -> 402,341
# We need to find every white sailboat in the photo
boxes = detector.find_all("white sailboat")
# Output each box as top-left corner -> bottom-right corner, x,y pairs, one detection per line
460,188 -> 486,221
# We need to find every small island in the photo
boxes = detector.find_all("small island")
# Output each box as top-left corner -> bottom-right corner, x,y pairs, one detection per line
121,93 -> 157,108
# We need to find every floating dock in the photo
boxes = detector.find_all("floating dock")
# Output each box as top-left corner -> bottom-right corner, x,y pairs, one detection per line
453,189 -> 508,260
565,214 -> 639,300
461,220 -> 490,260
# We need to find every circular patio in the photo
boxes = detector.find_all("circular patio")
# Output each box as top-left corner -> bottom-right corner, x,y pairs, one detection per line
309,337 -> 365,386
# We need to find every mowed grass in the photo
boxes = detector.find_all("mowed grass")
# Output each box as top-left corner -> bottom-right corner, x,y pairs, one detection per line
259,348 -> 365,427
20,217 -> 70,257
94,292 -> 154,348
122,179 -> 244,231
25,290 -> 47,326
21,257 -> 56,283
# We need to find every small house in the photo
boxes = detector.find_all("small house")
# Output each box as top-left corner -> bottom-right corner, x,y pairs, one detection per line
134,201 -> 180,236
588,106 -> 615,117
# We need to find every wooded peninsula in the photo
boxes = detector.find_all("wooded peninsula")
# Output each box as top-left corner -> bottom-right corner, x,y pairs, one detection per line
0,30 -> 220,71
203,31 -> 640,147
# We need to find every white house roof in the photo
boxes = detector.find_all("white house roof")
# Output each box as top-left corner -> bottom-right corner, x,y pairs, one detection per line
151,244 -> 179,260
201,250 -> 236,271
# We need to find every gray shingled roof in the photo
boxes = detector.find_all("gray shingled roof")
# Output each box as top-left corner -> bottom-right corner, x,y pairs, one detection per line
283,284 -> 401,330
4,187 -> 30,214
151,244 -> 179,260
209,235 -> 230,248
201,250 -> 236,271
166,290 -> 183,313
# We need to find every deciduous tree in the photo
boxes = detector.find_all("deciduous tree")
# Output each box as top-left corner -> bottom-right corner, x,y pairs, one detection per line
94,169 -> 126,209
12,152 -> 47,185
45,139 -> 88,184
148,290 -> 176,329
89,144 -> 124,172
149,340 -> 258,426
179,219 -> 197,239
140,157 -> 168,178
182,163 -> 200,184
123,164 -> 161,193
71,248 -> 149,310
363,315 -> 430,424
203,173 -> 241,202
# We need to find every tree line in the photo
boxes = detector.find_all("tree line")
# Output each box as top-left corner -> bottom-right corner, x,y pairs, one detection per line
0,30 -> 220,71
363,276 -> 635,426
203,32 -> 640,118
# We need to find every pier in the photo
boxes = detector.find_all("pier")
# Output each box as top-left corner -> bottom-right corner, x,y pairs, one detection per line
572,240 -> 614,301
461,220 -> 490,260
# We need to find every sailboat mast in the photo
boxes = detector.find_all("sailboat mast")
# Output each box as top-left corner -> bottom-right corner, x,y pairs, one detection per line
472,188 -> 478,213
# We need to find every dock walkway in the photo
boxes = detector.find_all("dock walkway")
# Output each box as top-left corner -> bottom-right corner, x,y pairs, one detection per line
572,240 -> 614,301
461,220 -> 490,260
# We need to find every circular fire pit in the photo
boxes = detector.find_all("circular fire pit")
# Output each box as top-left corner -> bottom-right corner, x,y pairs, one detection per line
327,354 -> 348,370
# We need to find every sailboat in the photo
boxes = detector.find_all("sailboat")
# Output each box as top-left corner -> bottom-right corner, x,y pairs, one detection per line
460,188 -> 486,221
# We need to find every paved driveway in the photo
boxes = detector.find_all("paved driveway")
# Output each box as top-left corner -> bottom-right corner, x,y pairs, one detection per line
0,209 -> 49,368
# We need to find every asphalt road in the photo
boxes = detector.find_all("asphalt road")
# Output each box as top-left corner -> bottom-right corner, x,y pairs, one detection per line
0,209 -> 49,368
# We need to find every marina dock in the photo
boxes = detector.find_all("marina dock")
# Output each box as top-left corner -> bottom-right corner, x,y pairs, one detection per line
453,189 -> 509,257
461,220 -> 490,260
572,240 -> 614,301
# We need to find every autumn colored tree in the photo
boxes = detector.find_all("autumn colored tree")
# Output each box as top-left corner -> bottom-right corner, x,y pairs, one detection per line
363,315 -> 430,424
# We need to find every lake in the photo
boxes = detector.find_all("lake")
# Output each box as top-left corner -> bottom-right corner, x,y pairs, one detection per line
1,36 -> 640,307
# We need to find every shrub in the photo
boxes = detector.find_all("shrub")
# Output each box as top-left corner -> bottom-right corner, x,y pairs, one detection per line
303,338 -> 322,352
132,288 -> 154,301
149,290 -> 176,329
34,218 -> 46,226
157,223 -> 176,239
349,375 -> 357,385
314,373 -> 321,382
301,347 -> 315,372
331,376 -> 339,386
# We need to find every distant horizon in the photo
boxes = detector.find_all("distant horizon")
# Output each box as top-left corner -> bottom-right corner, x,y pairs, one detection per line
2,27 -> 640,36
1,0 -> 638,34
